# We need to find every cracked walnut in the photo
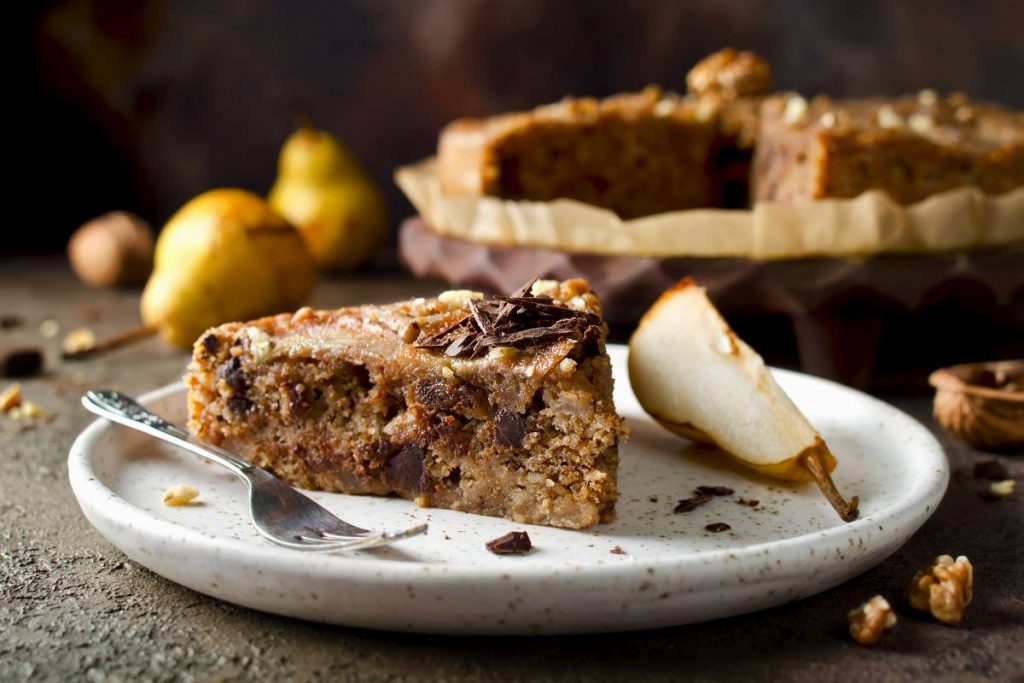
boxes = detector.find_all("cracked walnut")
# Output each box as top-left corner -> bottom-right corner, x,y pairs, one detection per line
847,595 -> 897,646
905,555 -> 973,626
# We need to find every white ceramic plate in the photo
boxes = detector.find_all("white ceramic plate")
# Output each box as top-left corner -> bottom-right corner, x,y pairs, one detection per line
68,345 -> 947,635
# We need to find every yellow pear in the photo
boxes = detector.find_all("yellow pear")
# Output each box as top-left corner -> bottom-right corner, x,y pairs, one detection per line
141,189 -> 316,348
629,278 -> 859,521
268,127 -> 387,270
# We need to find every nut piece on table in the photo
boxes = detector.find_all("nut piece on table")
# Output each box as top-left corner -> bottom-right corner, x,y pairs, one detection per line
847,595 -> 897,646
905,555 -> 973,626
686,48 -> 773,99
62,328 -> 97,357
68,211 -> 154,288
163,484 -> 200,507
0,383 -> 22,412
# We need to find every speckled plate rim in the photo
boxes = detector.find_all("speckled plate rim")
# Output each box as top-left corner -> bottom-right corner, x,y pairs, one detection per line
67,346 -> 950,634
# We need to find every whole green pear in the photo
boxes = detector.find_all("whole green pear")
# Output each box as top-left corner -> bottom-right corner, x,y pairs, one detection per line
269,128 -> 387,271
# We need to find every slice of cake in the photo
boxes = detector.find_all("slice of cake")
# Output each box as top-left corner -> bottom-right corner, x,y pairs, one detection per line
186,279 -> 625,529
437,87 -> 721,218
753,91 -> 1024,204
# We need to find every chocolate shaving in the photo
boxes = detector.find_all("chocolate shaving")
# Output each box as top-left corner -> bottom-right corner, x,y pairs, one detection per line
696,485 -> 734,496
413,279 -> 602,359
705,522 -> 731,533
673,493 -> 713,514
485,530 -> 532,555
736,498 -> 760,507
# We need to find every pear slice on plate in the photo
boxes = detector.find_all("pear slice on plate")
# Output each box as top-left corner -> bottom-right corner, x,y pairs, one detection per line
628,278 -> 859,522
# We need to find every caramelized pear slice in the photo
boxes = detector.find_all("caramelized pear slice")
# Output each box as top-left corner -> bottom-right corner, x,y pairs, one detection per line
629,278 -> 858,522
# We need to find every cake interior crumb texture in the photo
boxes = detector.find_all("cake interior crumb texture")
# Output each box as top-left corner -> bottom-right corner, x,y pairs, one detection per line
186,280 -> 626,529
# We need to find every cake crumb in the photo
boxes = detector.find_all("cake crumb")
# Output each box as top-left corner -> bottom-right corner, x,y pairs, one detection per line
705,522 -> 731,533
609,545 -> 626,555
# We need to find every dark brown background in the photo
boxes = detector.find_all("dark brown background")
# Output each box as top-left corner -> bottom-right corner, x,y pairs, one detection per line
16,0 -> 1024,254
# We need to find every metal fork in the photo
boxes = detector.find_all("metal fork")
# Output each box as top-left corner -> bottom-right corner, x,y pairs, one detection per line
82,389 -> 427,552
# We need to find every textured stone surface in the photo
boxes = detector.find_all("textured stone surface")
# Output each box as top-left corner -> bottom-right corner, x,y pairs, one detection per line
1,257 -> 1022,682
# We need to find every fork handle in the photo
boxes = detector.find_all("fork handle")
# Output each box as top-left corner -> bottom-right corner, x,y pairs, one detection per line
82,389 -> 254,479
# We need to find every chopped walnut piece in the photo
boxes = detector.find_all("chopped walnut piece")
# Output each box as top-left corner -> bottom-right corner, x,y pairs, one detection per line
0,383 -> 21,412
243,326 -> 273,363
686,48 -> 772,99
62,328 -> 97,356
981,479 -> 1015,500
905,555 -> 973,626
162,484 -> 199,507
847,595 -> 896,646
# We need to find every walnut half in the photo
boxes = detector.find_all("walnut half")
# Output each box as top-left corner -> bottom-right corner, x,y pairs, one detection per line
905,555 -> 973,626
686,48 -> 773,99
847,595 -> 897,646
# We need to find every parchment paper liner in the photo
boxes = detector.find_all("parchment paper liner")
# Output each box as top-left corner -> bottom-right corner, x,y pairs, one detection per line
395,158 -> 1024,259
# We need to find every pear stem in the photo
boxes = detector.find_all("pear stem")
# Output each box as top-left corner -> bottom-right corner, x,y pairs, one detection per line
801,450 -> 860,522
63,324 -> 157,361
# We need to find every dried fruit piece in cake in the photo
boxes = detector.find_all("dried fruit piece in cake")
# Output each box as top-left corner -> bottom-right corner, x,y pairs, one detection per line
186,279 -> 625,529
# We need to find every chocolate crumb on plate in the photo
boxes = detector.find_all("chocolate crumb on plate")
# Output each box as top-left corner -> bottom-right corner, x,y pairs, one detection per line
609,545 -> 626,555
973,459 -> 1010,481
736,497 -> 760,507
673,493 -> 712,513
705,522 -> 732,533
648,495 -> 659,503
485,530 -> 532,555
695,485 -> 734,496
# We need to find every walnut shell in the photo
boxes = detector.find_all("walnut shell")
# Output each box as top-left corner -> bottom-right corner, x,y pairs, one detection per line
68,211 -> 154,287
929,361 -> 1024,451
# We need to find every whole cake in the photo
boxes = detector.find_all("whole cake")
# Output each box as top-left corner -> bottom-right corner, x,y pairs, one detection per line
186,279 -> 625,529
435,48 -> 1024,214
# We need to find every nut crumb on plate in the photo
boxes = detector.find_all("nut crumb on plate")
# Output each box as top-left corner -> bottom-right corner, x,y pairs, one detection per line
847,595 -> 896,646
905,555 -> 973,626
163,484 -> 200,507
